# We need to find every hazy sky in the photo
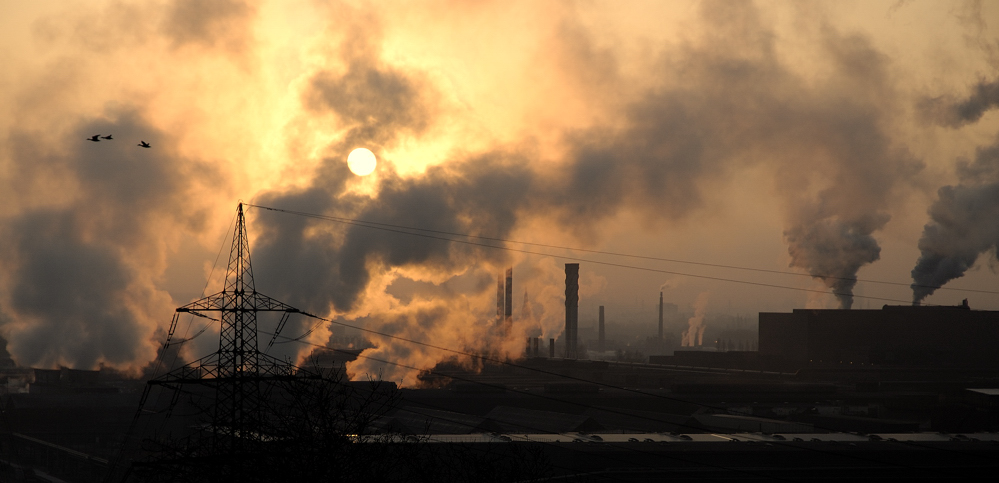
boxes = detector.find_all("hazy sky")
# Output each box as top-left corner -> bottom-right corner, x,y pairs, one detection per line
1,0 -> 997,384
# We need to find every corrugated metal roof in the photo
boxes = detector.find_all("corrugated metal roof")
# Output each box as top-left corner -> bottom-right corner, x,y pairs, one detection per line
360,431 -> 999,444
486,406 -> 603,433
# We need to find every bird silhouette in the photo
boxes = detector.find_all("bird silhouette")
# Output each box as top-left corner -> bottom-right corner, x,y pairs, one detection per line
137,141 -> 151,148
101,134 -> 113,140
86,135 -> 100,142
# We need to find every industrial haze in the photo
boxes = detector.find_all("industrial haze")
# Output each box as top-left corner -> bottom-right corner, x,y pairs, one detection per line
0,0 -> 997,389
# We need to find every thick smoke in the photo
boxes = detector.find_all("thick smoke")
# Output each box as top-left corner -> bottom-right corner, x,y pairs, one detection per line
0,111 -> 208,372
0,1 -> 248,372
2,1 -> 986,382
920,78 -> 999,128
556,3 -> 917,309
681,292 -> 710,347
250,1 -> 923,382
161,0 -> 256,53
785,213 -> 890,309
912,136 -> 999,303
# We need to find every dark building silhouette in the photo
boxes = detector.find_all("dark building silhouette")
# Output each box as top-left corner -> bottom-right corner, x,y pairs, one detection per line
759,303 -> 999,367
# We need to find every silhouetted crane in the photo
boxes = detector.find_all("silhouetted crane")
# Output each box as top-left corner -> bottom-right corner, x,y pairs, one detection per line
137,140 -> 151,148
86,134 -> 101,142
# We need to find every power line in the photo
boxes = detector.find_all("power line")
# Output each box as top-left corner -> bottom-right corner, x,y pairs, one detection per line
118,202 -> 992,480
246,204 -> 940,306
246,203 -> 997,297
105,210 -> 238,483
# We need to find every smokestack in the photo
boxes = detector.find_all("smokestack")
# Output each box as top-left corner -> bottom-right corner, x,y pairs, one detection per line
533,337 -> 540,357
496,274 -> 503,322
565,263 -> 579,360
505,267 -> 513,325
658,292 -> 664,339
598,306 -> 605,352
525,337 -> 531,357
549,338 -> 555,358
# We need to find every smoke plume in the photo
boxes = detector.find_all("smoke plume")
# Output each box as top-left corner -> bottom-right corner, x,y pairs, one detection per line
0,110 -> 209,372
245,1 -> 921,379
911,136 -> 999,303
919,78 -> 999,128
0,1 -> 988,383
682,292 -> 710,347
785,213 -> 890,309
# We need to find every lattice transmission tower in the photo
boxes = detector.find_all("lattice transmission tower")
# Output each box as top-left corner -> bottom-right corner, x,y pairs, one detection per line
127,202 -> 323,480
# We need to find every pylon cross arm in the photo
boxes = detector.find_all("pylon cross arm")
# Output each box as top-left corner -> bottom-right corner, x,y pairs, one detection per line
177,291 -> 301,313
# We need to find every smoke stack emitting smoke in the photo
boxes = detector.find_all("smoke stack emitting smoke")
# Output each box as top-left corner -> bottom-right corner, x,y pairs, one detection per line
911,79 -> 999,304
658,292 -> 664,340
682,293 -> 710,347
911,136 -> 999,304
785,213 -> 889,309
0,1 -> 992,383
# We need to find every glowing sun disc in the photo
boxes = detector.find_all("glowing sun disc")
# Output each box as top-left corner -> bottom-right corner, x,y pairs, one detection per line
347,148 -> 377,176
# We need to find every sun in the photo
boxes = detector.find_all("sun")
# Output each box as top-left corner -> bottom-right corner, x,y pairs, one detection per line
347,148 -> 377,176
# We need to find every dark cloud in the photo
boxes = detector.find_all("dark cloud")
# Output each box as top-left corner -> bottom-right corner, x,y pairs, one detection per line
253,152 -> 534,315
161,0 -> 256,53
306,62 -> 431,140
552,4 -> 916,308
303,21 -> 434,150
2,0 -> 968,377
255,0 -> 919,327
919,78 -> 999,128
0,109 -> 210,370
4,211 -> 136,368
911,135 -> 999,303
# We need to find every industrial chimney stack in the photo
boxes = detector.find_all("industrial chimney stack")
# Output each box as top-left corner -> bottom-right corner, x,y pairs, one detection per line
658,292 -> 664,339
565,263 -> 579,359
598,306 -> 605,352
496,275 -> 503,322
505,268 -> 513,328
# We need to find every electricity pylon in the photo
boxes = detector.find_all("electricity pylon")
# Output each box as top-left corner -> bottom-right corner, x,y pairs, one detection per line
146,202 -> 315,475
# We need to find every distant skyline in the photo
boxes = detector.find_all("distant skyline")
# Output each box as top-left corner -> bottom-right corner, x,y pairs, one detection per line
0,0 -> 997,384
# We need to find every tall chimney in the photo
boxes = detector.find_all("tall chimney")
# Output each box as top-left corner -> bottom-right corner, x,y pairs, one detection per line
505,267 -> 513,326
496,274 -> 503,323
598,306 -> 605,352
658,292 -> 664,339
549,338 -> 555,358
565,263 -> 579,359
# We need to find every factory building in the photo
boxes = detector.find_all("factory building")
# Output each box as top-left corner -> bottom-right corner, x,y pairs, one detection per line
759,303 -> 999,367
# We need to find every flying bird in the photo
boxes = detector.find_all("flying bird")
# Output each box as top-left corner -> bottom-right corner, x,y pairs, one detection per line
137,141 -> 151,148
86,135 -> 101,142
101,134 -> 113,140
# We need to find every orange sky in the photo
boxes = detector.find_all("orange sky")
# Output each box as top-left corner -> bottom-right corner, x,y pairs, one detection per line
1,0 -> 998,384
